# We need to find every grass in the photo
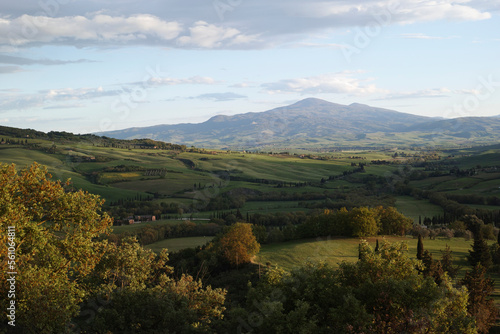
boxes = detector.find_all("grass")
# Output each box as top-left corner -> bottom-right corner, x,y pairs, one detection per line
145,236 -> 213,253
1,139 -> 499,220
256,236 -> 500,305
395,196 -> 444,222
256,236 -> 486,272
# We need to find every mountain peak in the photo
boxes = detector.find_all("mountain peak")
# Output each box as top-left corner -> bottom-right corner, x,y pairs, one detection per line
290,98 -> 332,107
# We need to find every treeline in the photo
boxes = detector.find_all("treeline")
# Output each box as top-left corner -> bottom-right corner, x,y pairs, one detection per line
294,206 -> 413,239
106,200 -> 178,220
106,206 -> 412,248
213,207 -> 412,244
107,221 -> 222,246
412,189 -> 500,225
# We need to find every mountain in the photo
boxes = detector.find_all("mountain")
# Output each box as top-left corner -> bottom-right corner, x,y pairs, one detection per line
98,98 -> 500,149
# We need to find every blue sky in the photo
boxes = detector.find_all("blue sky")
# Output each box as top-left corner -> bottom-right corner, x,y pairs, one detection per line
0,0 -> 499,134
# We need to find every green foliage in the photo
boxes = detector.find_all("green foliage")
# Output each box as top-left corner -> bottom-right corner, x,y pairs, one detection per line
77,275 -> 226,333
0,163 -> 113,333
468,231 -> 493,270
460,265 -> 498,333
376,206 -> 413,236
349,207 -> 379,237
0,163 -> 227,333
233,241 -> 476,333
417,234 -> 424,260
440,244 -> 461,279
298,206 -> 413,239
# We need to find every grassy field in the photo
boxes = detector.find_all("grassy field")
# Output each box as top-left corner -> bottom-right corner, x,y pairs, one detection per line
256,236 -> 479,270
1,137 -> 499,221
256,236 -> 500,303
395,196 -> 444,222
145,236 -> 213,253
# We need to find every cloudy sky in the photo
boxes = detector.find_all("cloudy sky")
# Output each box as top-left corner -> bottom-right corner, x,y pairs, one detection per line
1,0 -> 499,134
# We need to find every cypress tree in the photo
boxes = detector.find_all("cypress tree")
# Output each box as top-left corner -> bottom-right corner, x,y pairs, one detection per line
375,239 -> 379,252
417,234 -> 424,260
468,231 -> 492,269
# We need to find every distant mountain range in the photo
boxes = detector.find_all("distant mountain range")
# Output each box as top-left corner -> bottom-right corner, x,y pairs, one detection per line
98,98 -> 500,149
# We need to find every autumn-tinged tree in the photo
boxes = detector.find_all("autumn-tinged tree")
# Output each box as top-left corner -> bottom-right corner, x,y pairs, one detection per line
461,264 -> 498,333
0,163 -> 113,333
216,223 -> 260,267
0,163 -> 227,333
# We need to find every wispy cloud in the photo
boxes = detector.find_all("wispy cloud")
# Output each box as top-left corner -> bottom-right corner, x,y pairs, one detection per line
0,65 -> 24,74
399,33 -> 459,40
378,88 -> 452,100
190,92 -> 247,101
146,76 -> 217,86
0,86 -> 123,111
43,103 -> 86,110
0,54 -> 95,65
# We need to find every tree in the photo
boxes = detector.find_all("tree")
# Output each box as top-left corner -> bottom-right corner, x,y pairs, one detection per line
460,265 -> 498,333
421,250 -> 445,285
216,223 -> 260,267
417,234 -> 424,260
376,206 -> 413,236
235,241 -> 476,334
468,230 -> 492,270
440,245 -> 460,279
0,163 -> 113,333
349,207 -> 379,237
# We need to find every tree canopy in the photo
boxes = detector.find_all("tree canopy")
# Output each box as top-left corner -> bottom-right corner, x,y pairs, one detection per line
216,222 -> 260,267
0,163 -> 226,333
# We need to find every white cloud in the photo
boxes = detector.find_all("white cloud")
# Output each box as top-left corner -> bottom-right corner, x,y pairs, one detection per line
294,0 -> 490,23
0,1 -> 489,50
0,14 -> 259,49
262,72 -> 386,96
0,14 -> 182,46
177,21 -> 259,48
230,82 -> 252,88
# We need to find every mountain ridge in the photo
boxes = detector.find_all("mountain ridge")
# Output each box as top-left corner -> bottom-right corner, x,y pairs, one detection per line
98,98 -> 500,149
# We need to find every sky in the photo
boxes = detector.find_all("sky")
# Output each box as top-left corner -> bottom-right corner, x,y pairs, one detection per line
0,0 -> 499,134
